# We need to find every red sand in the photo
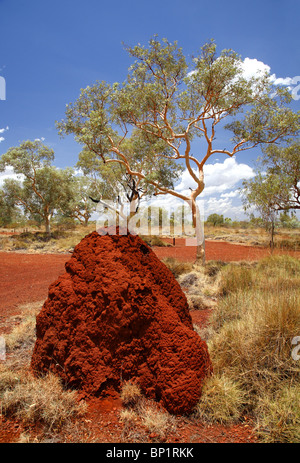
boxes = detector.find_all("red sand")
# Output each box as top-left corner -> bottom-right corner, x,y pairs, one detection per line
155,237 -> 300,262
30,231 -> 212,415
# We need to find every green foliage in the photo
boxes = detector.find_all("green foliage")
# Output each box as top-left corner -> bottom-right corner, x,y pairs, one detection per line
255,385 -> 300,443
242,139 -> 300,224
0,188 -> 24,226
57,36 -> 300,211
0,140 -> 54,176
206,213 -> 224,226
0,140 -> 84,233
58,173 -> 99,226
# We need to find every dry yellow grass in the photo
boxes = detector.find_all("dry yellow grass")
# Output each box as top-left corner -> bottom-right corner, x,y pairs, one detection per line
194,374 -> 245,425
204,255 -> 300,442
1,371 -> 87,430
120,381 -> 143,407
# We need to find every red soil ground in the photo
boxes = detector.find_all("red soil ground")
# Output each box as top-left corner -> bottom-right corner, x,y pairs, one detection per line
1,239 -> 298,443
155,237 -> 300,262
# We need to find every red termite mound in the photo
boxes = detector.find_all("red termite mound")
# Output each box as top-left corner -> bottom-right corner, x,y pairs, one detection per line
30,229 -> 212,415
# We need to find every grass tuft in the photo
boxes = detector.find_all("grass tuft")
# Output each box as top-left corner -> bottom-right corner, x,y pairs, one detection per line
1,371 -> 87,430
194,374 -> 245,425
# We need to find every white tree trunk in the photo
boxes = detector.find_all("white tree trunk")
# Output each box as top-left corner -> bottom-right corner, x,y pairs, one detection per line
190,199 -> 205,264
45,213 -> 52,236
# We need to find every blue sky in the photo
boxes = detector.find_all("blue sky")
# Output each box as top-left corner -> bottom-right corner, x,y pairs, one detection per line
0,0 -> 299,219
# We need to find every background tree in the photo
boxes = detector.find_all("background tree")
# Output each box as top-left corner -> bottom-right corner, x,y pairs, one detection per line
58,173 -> 99,227
77,131 -> 183,225
256,139 -> 300,211
242,172 -> 281,249
278,211 -> 300,229
0,188 -> 23,226
57,37 -> 299,263
206,213 -> 224,227
0,141 -> 73,235
242,138 -> 300,248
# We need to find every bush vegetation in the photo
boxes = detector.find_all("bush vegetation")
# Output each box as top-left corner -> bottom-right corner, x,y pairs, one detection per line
0,302 -> 87,439
195,255 -> 300,442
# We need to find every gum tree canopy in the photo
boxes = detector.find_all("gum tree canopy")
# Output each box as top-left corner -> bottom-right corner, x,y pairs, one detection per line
57,37 -> 299,263
0,140 -> 74,235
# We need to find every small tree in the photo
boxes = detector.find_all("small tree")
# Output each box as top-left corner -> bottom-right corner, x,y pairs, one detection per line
0,141 -> 73,235
206,213 -> 224,227
242,138 -> 300,248
59,173 -> 99,227
242,172 -> 280,249
0,188 -> 23,226
76,133 -> 183,226
57,37 -> 299,263
257,139 -> 300,211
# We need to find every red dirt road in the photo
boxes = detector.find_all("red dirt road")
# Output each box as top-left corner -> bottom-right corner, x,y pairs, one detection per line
155,237 -> 300,262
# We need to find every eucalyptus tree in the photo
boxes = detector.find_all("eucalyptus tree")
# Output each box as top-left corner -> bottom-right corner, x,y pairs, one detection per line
76,130 -> 182,226
0,188 -> 22,226
0,140 -> 73,235
59,173 -> 100,227
257,139 -> 300,211
242,172 -> 281,249
242,139 -> 300,248
57,37 -> 299,263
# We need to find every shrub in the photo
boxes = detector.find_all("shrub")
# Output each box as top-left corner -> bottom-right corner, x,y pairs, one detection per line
209,288 -> 300,395
218,263 -> 254,295
207,256 -> 300,408
5,315 -> 36,351
204,260 -> 227,278
206,213 -> 224,227
140,235 -> 170,247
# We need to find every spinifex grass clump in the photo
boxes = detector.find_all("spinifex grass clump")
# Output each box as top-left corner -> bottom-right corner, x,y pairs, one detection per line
0,301 -> 87,435
1,372 -> 87,430
197,255 -> 300,442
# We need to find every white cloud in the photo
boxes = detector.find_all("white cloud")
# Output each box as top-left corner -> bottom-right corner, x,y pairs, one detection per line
0,126 -> 9,142
241,57 -> 271,80
241,57 -> 294,90
74,167 -> 84,176
271,76 -> 294,86
203,196 -> 245,218
176,157 -> 255,197
143,157 -> 254,220
220,189 -> 240,198
0,166 -> 25,188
